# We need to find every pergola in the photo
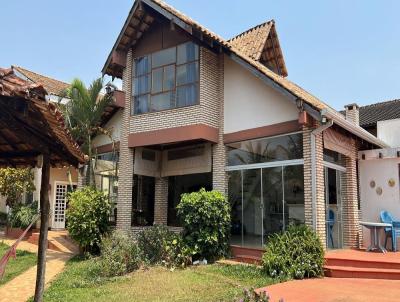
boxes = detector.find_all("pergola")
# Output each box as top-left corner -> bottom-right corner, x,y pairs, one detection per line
0,67 -> 84,301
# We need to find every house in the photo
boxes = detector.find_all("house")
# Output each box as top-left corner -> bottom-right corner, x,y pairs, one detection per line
0,66 -> 78,230
93,0 -> 388,251
343,100 -> 400,249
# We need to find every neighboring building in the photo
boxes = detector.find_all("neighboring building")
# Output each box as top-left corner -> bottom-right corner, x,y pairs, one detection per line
343,100 -> 400,249
94,0 -> 387,251
0,66 -> 78,230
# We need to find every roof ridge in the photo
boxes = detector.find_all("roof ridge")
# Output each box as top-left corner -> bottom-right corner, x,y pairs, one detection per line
360,99 -> 400,109
228,19 -> 274,42
12,65 -> 70,86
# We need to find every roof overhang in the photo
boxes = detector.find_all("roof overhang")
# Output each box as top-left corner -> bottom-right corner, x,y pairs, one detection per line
321,108 -> 389,149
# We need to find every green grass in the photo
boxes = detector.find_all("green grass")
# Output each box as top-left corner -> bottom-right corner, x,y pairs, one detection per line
0,242 -> 37,285
40,257 -> 275,302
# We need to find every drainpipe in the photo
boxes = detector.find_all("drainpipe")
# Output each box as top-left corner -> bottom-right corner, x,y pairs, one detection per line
311,119 -> 333,230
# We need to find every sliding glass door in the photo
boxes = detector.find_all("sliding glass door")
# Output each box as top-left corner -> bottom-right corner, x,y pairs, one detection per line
229,165 -> 304,248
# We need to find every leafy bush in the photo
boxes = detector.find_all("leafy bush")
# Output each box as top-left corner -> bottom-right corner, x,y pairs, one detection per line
0,168 -> 35,205
137,225 -> 191,268
66,187 -> 110,253
177,188 -> 230,262
95,230 -> 141,277
9,201 -> 38,229
262,224 -> 324,280
235,289 -> 271,302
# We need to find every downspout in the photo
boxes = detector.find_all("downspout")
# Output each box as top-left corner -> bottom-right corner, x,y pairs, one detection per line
311,119 -> 333,230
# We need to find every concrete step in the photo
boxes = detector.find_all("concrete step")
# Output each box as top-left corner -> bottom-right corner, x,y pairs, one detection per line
234,255 -> 262,265
324,265 -> 400,280
325,257 -> 400,270
27,232 -> 78,254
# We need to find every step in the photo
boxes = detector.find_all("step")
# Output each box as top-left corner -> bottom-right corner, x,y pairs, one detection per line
325,257 -> 400,270
27,232 -> 77,254
324,265 -> 400,280
234,255 -> 262,265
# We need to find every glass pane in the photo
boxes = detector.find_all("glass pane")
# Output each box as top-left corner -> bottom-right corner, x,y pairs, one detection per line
152,68 -> 163,94
227,133 -> 303,166
151,92 -> 174,111
163,65 -> 175,91
283,165 -> 304,227
242,169 -> 262,248
132,175 -> 155,226
263,167 -> 283,242
229,171 -> 243,246
176,83 -> 198,107
177,42 -> 199,64
134,94 -> 149,114
133,75 -> 150,96
152,47 -> 176,68
135,56 -> 150,76
177,62 -> 199,85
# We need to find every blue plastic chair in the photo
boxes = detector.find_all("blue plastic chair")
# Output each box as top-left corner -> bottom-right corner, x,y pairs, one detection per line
380,211 -> 400,252
327,209 -> 335,248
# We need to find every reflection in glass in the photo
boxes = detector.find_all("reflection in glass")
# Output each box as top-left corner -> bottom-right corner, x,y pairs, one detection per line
227,133 -> 303,166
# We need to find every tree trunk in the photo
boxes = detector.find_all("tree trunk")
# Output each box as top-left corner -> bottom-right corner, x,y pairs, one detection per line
33,154 -> 50,302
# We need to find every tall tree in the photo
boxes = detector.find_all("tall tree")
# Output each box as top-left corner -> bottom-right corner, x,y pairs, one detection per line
61,78 -> 114,186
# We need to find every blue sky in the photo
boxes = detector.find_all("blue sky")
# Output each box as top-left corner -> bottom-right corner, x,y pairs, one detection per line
1,0 -> 399,110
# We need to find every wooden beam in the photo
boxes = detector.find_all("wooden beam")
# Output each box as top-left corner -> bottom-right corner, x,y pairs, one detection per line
0,150 -> 40,158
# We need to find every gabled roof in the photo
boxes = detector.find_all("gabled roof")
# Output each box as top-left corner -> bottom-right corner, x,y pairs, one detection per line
12,66 -> 69,97
358,99 -> 400,128
0,67 -> 84,167
102,0 -> 387,148
229,20 -> 288,77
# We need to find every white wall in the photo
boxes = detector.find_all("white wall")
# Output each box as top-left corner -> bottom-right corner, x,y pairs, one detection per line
377,118 -> 400,147
223,56 -> 299,134
359,152 -> 400,250
92,110 -> 122,148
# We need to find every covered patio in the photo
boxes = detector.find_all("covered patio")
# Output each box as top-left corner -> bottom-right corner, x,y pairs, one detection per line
0,67 -> 84,301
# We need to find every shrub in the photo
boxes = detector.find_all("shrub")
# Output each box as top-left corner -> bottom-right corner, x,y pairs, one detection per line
177,188 -> 230,262
262,224 -> 324,280
137,225 -> 191,268
66,187 -> 110,254
235,289 -> 271,302
9,201 -> 38,229
96,230 -> 141,277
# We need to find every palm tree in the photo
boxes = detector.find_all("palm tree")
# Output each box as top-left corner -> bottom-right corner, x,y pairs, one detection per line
61,78 -> 114,186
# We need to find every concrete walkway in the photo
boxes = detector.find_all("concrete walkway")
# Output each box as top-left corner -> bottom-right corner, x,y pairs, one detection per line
0,236 -> 76,302
257,277 -> 400,302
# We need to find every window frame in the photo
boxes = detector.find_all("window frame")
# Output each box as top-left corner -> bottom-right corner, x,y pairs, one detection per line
131,42 -> 200,115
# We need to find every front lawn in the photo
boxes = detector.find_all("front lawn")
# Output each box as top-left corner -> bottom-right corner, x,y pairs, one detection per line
0,242 -> 37,285
40,257 -> 275,302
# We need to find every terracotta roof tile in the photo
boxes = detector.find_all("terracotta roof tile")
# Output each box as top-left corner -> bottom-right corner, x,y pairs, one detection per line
12,66 -> 69,96
0,67 -> 84,166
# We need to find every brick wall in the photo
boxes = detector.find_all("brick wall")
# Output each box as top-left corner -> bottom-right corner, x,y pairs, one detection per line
342,140 -> 360,248
116,49 -> 134,231
154,177 -> 168,225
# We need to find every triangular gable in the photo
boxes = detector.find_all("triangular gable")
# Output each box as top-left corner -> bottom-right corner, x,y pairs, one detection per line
229,21 -> 288,77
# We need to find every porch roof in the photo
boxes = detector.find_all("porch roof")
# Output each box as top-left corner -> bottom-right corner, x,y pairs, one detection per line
0,67 -> 85,167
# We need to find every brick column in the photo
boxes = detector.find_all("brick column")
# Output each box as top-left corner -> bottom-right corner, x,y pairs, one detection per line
116,49 -> 134,231
154,177 -> 168,225
212,53 -> 226,194
342,141 -> 360,248
303,123 -> 326,246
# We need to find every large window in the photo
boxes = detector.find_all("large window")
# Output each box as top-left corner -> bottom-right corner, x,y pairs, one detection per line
227,133 -> 303,166
132,42 -> 199,114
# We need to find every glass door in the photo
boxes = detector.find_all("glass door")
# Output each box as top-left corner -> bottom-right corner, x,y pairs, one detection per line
325,167 -> 344,249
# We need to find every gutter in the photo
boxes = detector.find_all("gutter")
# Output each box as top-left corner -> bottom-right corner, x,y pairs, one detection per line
311,120 -> 333,231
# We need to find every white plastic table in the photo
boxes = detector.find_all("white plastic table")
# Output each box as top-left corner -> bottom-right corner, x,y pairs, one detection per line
360,221 -> 392,253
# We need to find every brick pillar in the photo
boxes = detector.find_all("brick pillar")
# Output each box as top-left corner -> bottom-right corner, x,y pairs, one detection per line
116,49 -> 134,231
303,123 -> 326,246
342,141 -> 360,248
212,54 -> 226,195
154,177 -> 168,225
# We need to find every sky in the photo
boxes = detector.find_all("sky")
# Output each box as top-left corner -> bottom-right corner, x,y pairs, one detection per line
1,0 -> 399,110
